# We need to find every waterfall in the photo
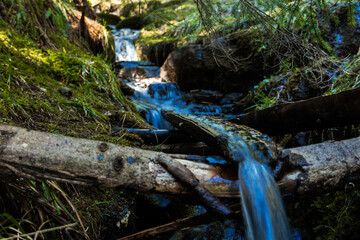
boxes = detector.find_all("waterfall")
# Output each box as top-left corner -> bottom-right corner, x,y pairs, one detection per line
113,28 -> 140,62
113,27 -> 293,239
194,117 -> 292,240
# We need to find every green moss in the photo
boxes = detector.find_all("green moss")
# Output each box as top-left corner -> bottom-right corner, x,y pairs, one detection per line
117,14 -> 154,30
97,13 -> 122,26
0,17 -> 144,143
327,54 -> 360,94
300,191 -> 360,240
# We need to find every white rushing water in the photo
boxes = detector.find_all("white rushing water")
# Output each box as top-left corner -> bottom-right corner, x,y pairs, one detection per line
195,117 -> 292,240
112,28 -> 140,62
113,27 -> 292,240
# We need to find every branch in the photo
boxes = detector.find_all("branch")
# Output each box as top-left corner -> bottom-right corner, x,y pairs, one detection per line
157,153 -> 232,218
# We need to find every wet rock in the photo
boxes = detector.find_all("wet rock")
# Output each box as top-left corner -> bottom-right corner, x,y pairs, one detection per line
147,82 -> 181,99
115,61 -> 155,70
184,89 -> 223,104
160,45 -> 216,91
118,66 -> 160,81
119,82 -> 135,96
160,31 -> 268,94
97,13 -> 121,25
58,86 -> 72,97
219,92 -> 244,105
295,132 -> 307,146
137,40 -> 178,66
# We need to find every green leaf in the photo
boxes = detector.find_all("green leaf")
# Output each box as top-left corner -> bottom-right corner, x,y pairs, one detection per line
45,8 -> 53,19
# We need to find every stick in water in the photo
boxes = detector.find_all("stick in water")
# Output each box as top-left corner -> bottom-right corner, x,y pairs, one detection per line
157,153 -> 232,218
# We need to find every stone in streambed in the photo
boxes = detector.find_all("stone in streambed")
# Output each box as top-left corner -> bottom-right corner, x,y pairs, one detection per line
160,30 -> 268,94
118,66 -> 160,81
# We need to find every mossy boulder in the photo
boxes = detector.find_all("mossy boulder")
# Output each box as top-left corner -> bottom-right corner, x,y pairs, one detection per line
160,30 -> 270,93
97,13 -> 122,26
136,40 -> 178,66
117,14 -> 154,30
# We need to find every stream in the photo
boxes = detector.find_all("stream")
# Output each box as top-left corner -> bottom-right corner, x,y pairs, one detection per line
112,28 -> 293,240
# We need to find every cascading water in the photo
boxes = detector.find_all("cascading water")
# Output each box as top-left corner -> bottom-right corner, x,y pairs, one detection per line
193,117 -> 292,240
113,27 -> 292,240
112,28 -> 140,62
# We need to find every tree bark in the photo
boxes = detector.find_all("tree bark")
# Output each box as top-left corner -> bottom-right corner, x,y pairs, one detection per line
157,153 -> 232,217
1,124 -> 359,198
158,142 -> 214,155
112,128 -> 193,145
164,111 -> 277,164
277,136 -> 360,196
229,87 -> 360,136
0,124 -> 239,198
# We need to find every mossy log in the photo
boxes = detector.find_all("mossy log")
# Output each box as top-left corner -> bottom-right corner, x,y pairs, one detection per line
230,87 -> 360,136
163,111 -> 277,163
0,124 -> 359,198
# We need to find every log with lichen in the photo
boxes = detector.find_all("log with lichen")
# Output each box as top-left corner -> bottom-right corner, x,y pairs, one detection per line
0,123 -> 240,198
0,123 -> 359,198
163,111 -> 277,163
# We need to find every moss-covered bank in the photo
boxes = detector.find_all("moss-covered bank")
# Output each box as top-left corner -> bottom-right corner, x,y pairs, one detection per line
0,0 -> 148,239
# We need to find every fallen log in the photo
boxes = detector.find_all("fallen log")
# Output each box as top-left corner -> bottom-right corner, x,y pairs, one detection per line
163,111 -> 277,163
158,142 -> 215,155
0,124 -> 240,198
168,154 -> 228,166
277,136 -> 360,196
1,124 -> 360,197
229,87 -> 360,136
112,127 -> 193,144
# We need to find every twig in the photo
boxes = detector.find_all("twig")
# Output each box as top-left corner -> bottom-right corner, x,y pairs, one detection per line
3,223 -> 77,240
117,204 -> 241,240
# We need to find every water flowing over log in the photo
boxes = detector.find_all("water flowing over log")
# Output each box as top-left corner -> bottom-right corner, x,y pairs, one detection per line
163,111 -> 277,163
164,111 -> 229,157
230,87 -> 360,136
1,124 -> 359,198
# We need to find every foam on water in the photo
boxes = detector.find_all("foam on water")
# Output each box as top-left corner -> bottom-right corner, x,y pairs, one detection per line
112,28 -> 140,62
